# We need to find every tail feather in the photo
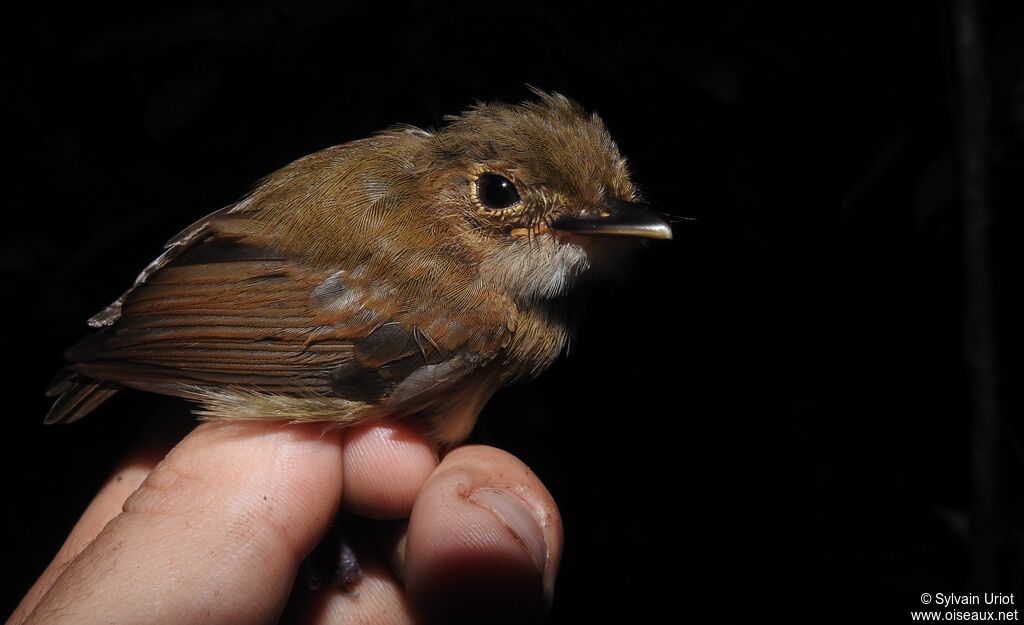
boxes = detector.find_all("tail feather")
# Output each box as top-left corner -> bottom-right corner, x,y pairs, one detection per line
44,370 -> 121,424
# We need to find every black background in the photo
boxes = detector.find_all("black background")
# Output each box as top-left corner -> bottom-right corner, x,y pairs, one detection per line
3,2 -> 1023,623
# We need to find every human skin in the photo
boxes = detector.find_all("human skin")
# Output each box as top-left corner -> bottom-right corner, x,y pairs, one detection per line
7,420 -> 562,625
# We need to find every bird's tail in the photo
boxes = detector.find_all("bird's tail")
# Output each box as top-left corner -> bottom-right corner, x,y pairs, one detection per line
44,370 -> 121,424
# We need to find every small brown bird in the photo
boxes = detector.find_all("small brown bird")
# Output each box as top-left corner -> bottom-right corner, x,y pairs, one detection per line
45,91 -> 670,447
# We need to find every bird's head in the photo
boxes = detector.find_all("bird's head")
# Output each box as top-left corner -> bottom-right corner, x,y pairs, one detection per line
424,91 -> 671,303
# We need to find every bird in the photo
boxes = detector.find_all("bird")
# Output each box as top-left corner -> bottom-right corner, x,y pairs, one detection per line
44,91 -> 671,448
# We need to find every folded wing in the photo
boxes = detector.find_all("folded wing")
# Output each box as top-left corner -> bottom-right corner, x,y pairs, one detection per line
46,212 -> 506,425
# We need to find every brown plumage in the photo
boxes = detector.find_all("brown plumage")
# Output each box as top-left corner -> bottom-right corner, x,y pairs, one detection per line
46,91 -> 671,447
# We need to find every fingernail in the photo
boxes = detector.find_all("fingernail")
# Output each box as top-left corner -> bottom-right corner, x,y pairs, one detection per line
468,487 -> 553,598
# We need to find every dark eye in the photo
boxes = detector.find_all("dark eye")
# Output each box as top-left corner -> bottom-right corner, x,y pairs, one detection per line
476,173 -> 521,210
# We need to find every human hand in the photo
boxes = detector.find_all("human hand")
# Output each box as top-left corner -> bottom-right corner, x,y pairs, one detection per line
8,420 -> 562,624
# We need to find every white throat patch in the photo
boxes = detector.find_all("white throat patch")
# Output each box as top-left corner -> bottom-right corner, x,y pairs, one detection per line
478,235 -> 589,303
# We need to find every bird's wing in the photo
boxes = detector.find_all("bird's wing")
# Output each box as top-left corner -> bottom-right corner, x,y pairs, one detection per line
48,212 -> 508,425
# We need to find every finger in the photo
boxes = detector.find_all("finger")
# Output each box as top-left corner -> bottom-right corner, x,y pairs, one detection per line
21,421 -> 344,625
281,526 -> 417,625
9,417 -> 191,624
283,420 -> 436,624
339,421 -> 438,520
403,445 -> 563,625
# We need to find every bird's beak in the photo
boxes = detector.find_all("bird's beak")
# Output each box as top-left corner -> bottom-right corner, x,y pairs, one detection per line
549,199 -> 673,240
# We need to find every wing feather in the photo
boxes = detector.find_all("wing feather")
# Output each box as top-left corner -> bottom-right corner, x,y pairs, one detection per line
50,223 -> 507,425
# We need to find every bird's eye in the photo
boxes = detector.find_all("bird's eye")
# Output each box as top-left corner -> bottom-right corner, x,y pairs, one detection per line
475,173 -> 521,210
